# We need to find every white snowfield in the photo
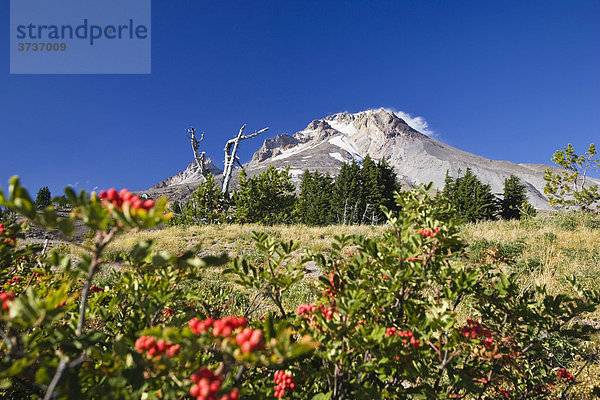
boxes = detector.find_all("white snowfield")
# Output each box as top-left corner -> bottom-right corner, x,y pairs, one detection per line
328,136 -> 363,162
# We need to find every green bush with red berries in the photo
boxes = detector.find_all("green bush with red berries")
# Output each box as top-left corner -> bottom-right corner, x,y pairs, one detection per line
0,177 -> 599,399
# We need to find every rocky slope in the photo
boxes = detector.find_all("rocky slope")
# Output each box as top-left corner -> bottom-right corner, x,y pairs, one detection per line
151,158 -> 222,189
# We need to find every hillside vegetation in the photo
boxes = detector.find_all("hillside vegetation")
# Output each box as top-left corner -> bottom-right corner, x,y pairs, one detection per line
104,213 -> 600,298
98,212 -> 600,396
3,177 -> 599,399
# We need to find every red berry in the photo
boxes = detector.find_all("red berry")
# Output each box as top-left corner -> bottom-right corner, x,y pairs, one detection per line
143,199 -> 155,210
249,329 -> 263,347
167,344 -> 180,357
241,341 -> 252,354
106,188 -> 118,201
132,198 -> 143,210
156,339 -> 167,352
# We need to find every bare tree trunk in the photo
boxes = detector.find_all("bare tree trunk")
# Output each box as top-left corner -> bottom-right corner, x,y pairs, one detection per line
221,125 -> 268,194
352,200 -> 360,225
361,203 -> 370,224
186,127 -> 208,180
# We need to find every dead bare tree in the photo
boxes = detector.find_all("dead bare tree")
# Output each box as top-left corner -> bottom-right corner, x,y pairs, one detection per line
221,124 -> 268,194
186,126 -> 208,180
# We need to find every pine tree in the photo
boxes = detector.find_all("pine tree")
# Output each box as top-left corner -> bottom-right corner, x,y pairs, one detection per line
191,174 -> 227,224
329,158 -> 400,225
35,186 -> 51,209
234,166 -> 296,224
501,175 -> 529,220
377,158 -> 401,216
331,161 -> 363,224
297,170 -> 334,225
360,155 -> 383,223
167,175 -> 228,225
442,169 -> 498,222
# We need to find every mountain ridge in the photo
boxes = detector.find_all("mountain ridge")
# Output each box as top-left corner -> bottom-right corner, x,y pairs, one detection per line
150,108 -> 592,209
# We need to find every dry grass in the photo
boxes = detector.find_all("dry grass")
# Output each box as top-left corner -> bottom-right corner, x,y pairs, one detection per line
87,212 -> 599,299
101,215 -> 600,299
104,224 -> 385,257
462,215 -> 600,296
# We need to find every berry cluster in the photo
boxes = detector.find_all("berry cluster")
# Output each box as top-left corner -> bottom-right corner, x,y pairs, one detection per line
0,224 -> 16,244
322,276 -> 341,297
98,188 -> 155,211
273,370 -> 295,398
296,304 -> 317,315
33,272 -> 44,284
557,368 -> 574,381
322,305 -> 336,320
1,292 -> 15,311
417,227 -> 440,237
134,336 -> 180,358
189,368 -> 240,400
461,319 -> 493,349
189,316 -> 248,337
7,276 -> 19,285
235,327 -> 265,354
385,327 -> 420,349
296,304 -> 337,320
90,284 -> 104,293
163,307 -> 174,317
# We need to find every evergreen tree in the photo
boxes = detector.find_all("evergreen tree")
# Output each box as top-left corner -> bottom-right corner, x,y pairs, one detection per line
329,158 -> 400,225
331,161 -> 363,224
442,168 -> 498,222
35,186 -> 51,209
53,195 -> 69,209
296,170 -> 334,225
168,175 -> 228,225
172,200 -> 182,215
234,166 -> 296,224
360,155 -> 383,223
500,175 -> 529,220
190,174 -> 227,224
376,158 -> 401,216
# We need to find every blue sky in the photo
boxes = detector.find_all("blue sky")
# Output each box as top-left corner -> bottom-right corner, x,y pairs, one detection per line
1,1 -> 599,195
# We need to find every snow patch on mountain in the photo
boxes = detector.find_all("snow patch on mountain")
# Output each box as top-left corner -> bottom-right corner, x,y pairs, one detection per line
272,141 -> 319,161
329,152 -> 346,162
326,119 -> 358,136
329,136 -> 363,161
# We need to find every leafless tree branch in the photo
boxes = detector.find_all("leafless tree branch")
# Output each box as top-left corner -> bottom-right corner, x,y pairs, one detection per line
221,125 -> 268,194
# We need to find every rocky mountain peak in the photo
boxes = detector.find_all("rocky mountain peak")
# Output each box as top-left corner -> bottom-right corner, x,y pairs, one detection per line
150,108 -> 595,211
151,158 -> 222,189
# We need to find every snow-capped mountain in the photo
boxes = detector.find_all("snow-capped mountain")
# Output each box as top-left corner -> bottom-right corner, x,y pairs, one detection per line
151,108 -> 585,209
244,108 -> 555,208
